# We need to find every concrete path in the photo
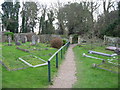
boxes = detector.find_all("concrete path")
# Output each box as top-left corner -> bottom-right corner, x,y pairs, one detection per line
49,44 -> 77,88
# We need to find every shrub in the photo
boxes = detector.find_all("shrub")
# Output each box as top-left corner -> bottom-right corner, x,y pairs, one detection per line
50,38 -> 63,49
4,32 -> 14,40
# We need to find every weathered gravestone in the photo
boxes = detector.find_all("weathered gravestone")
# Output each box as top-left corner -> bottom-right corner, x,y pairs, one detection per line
37,38 -> 40,43
35,35 -> 39,43
21,36 -> 27,43
14,34 -> 21,45
31,35 -> 37,45
8,35 -> 12,46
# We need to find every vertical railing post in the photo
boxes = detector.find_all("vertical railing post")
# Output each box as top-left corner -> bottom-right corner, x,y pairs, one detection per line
61,49 -> 62,59
48,61 -> 51,82
64,46 -> 65,54
56,53 -> 58,68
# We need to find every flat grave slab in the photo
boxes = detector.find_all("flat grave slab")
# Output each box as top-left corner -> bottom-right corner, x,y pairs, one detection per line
106,46 -> 120,51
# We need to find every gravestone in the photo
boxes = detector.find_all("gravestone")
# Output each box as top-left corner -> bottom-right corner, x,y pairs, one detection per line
31,35 -> 36,45
14,34 -> 20,42
35,35 -> 39,42
21,36 -> 27,43
8,35 -> 12,46
14,34 -> 21,45
78,36 -> 81,44
37,38 -> 40,43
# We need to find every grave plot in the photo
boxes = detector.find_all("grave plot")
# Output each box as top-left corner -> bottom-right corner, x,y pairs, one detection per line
81,45 -> 120,74
2,45 -> 29,71
17,43 -> 57,60
2,42 -> 57,71
108,58 -> 120,66
18,55 -> 48,67
96,63 -> 120,74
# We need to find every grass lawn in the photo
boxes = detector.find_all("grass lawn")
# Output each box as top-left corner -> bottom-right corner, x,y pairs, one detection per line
2,42 -> 66,88
20,55 -> 47,66
73,44 -> 119,88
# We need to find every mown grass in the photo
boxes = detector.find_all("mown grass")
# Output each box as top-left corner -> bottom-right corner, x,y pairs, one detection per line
73,44 -> 119,88
2,42 -> 67,88
2,42 -> 57,70
21,55 -> 46,66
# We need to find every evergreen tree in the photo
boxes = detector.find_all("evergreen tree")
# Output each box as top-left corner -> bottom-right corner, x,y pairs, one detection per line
1,0 -> 20,33
21,2 -> 38,33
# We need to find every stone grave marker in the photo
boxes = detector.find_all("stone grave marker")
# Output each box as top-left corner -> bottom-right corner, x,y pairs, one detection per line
31,35 -> 36,45
78,36 -> 81,44
37,38 -> 40,43
15,34 -> 21,45
8,35 -> 12,46
21,36 -> 27,43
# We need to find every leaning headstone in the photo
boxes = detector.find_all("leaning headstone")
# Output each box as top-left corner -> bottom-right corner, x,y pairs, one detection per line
8,35 -> 12,46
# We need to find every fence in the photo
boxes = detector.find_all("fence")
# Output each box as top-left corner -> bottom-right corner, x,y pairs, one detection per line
47,41 -> 70,82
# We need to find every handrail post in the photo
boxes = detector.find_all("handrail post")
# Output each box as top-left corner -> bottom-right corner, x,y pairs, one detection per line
61,49 -> 62,59
56,53 -> 58,68
48,61 -> 51,82
64,46 -> 65,54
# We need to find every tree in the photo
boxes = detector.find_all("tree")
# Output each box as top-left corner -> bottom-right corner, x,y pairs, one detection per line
118,1 -> 120,21
20,2 -> 38,33
38,5 -> 47,34
38,4 -> 55,34
56,2 -> 92,35
95,1 -> 119,38
46,10 -> 55,34
1,0 -> 20,33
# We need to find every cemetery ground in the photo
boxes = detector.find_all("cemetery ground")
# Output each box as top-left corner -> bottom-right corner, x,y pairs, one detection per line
1,41 -> 119,88
73,44 -> 119,88
1,42 -> 66,88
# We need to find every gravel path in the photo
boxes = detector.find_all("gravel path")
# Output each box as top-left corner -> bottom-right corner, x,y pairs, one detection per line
49,44 -> 77,88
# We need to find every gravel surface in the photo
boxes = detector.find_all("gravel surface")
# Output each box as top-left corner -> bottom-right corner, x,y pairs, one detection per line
49,44 -> 77,88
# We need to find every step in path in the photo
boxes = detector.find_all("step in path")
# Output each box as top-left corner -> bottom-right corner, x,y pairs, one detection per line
49,44 -> 77,88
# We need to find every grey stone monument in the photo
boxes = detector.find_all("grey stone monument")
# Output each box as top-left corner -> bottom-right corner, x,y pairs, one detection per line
8,35 -> 12,46
15,34 -> 21,45
31,35 -> 36,45
21,36 -> 27,43
78,36 -> 81,44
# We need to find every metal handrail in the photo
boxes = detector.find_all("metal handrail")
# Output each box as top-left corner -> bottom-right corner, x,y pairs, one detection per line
48,41 -> 70,61
48,41 -> 70,82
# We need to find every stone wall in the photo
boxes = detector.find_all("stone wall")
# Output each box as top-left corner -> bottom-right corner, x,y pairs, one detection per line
39,34 -> 61,43
14,33 -> 36,42
1,32 -> 62,43
0,31 -> 9,42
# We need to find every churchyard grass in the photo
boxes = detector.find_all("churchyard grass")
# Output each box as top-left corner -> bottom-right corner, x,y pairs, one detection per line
2,42 -> 61,88
73,45 -> 118,88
